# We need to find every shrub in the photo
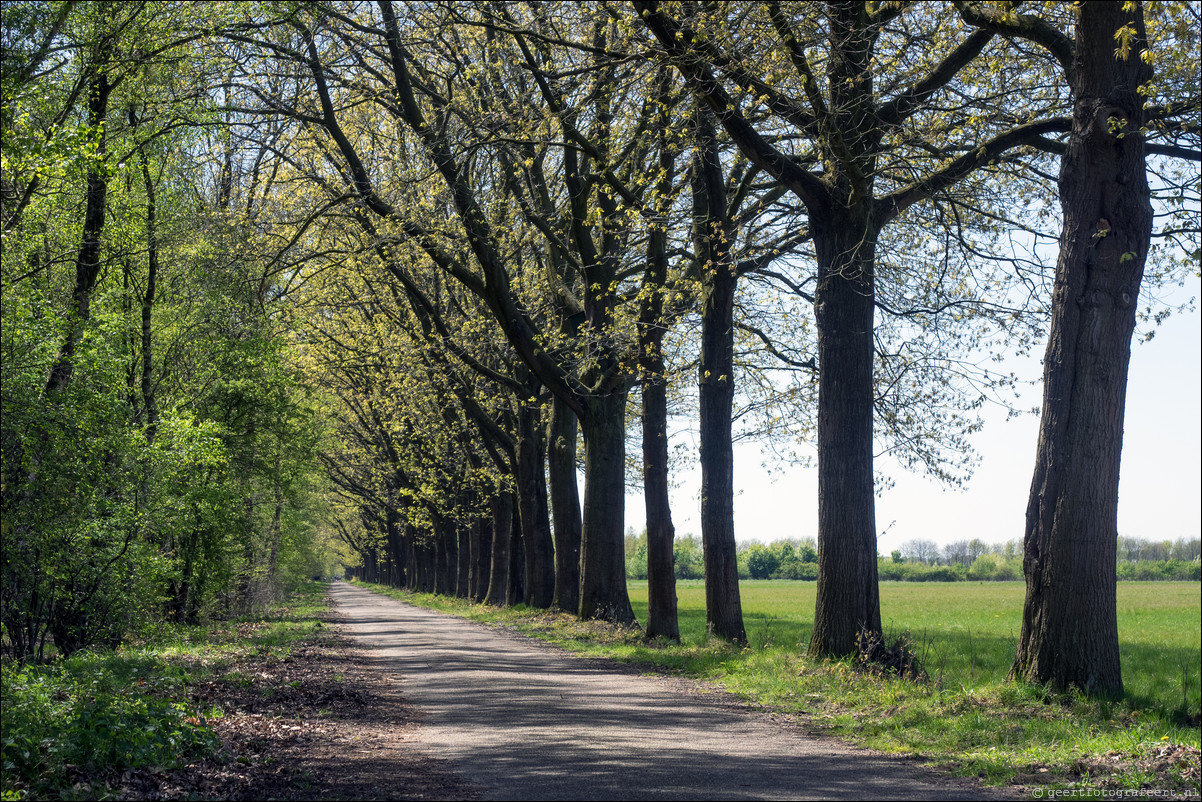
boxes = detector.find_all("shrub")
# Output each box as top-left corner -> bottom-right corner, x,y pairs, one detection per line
674,536 -> 704,580
0,653 -> 217,796
967,555 -> 1021,581
746,544 -> 780,579
773,560 -> 819,580
924,566 -> 963,582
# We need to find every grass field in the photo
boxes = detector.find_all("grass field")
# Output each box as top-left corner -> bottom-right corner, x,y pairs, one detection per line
628,580 -> 1202,714
367,578 -> 1201,791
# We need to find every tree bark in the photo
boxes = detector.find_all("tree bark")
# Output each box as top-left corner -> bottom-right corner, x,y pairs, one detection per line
641,84 -> 680,641
442,516 -> 459,595
406,526 -> 419,590
507,501 -> 525,606
416,539 -> 435,592
641,372 -> 679,641
547,396 -> 582,613
808,212 -> 881,657
456,520 -> 471,598
694,107 -> 745,644
517,396 -> 555,608
434,520 -> 450,595
471,513 -> 491,602
579,391 -> 637,625
806,5 -> 883,658
485,489 -> 512,605
267,473 -> 283,581
1012,0 -> 1151,698
137,153 -> 159,441
386,507 -> 407,588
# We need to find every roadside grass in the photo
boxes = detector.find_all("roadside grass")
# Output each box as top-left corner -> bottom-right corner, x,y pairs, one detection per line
0,581 -> 329,801
357,579 -> 1200,792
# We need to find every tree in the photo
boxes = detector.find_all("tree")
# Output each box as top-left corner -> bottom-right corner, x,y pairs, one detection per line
950,0 -> 1199,694
963,0 -> 1150,696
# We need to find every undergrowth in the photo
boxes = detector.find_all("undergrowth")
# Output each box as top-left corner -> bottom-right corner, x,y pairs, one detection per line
0,581 -> 329,800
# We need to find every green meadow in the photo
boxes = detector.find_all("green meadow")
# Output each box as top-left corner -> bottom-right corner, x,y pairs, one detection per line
627,580 -> 1201,714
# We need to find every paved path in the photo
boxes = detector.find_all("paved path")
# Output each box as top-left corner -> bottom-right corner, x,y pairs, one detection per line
329,581 -> 1015,801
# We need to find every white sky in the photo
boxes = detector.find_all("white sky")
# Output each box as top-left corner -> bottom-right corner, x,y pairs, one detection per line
623,275 -> 1202,552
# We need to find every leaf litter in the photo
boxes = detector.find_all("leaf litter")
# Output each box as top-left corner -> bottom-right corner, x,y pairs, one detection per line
70,613 -> 481,801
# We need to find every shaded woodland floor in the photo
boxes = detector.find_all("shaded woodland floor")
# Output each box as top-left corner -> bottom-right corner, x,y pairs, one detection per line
69,617 -> 479,801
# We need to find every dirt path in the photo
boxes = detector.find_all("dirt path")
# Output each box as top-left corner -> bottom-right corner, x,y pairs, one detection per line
331,581 -> 1017,801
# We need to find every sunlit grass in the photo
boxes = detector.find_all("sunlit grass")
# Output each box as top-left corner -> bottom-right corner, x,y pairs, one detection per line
361,578 -> 1200,790
625,580 -> 1201,713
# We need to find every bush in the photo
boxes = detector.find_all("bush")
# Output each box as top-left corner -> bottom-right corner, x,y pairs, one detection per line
1134,562 -> 1170,581
674,535 -> 704,580
967,555 -> 1021,581
878,560 -> 965,581
625,534 -> 648,580
746,544 -> 780,579
924,566 -> 963,582
1170,560 -> 1202,581
773,560 -> 819,580
1114,561 -> 1201,581
0,653 -> 218,796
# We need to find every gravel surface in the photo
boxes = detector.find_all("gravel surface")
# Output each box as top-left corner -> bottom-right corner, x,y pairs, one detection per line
331,581 -> 1019,801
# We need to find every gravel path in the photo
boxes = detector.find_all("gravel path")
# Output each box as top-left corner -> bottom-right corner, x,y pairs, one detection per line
330,581 -> 1016,801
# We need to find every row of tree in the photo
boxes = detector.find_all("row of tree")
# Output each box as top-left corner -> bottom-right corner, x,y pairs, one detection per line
623,534 -> 1201,582
896,536 -> 1202,567
3,2 -> 1197,700
299,1 -> 1197,698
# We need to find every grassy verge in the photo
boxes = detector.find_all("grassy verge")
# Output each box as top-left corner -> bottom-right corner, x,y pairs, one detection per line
354,579 -> 1200,793
0,582 -> 329,801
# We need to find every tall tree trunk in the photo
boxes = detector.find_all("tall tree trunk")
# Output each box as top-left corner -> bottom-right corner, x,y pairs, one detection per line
434,528 -> 448,594
641,371 -> 679,641
694,107 -> 745,644
471,513 -> 491,602
517,397 -> 555,608
641,88 -> 680,641
485,490 -> 512,605
46,73 -> 111,394
456,521 -> 471,598
410,540 -> 425,590
547,396 -> 582,613
578,391 -> 637,625
1012,1 -> 1151,698
808,214 -> 881,658
137,152 -> 159,441
507,502 -> 525,606
386,507 -> 406,588
446,517 -> 460,595
267,473 -> 283,580
435,515 -> 456,595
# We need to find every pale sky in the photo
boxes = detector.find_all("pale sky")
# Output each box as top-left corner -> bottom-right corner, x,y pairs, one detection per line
623,275 -> 1202,553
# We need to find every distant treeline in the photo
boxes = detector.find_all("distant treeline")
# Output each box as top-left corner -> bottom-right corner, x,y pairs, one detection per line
624,533 -> 1202,582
